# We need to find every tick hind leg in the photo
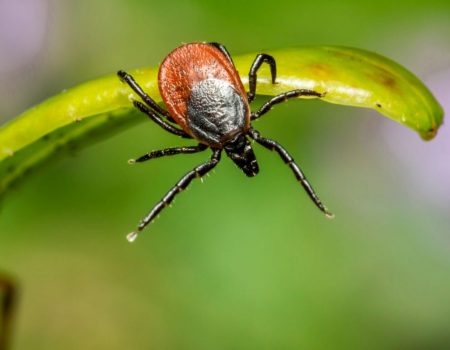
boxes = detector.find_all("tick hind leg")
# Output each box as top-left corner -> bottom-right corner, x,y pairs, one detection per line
0,274 -> 17,350
251,89 -> 324,121
133,101 -> 191,139
248,128 -> 333,218
117,70 -> 172,119
129,143 -> 208,163
127,149 -> 222,241
208,42 -> 235,65
248,53 -> 277,103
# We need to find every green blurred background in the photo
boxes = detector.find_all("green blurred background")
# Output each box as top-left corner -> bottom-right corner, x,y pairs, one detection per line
1,0 -> 450,349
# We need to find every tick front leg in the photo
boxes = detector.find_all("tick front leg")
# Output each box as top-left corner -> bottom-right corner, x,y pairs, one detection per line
127,149 -> 222,241
129,143 -> 208,163
248,53 -> 277,103
0,274 -> 17,350
248,128 -> 333,218
251,89 -> 324,121
133,101 -> 192,139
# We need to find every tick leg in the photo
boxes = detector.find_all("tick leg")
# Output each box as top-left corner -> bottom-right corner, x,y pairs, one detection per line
129,143 -> 208,163
133,101 -> 192,139
127,149 -> 222,240
208,42 -> 235,65
248,128 -> 333,218
0,274 -> 17,350
117,70 -> 173,120
251,89 -> 324,121
248,53 -> 277,103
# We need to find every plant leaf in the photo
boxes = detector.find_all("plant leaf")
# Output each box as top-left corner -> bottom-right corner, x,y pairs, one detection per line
0,46 -> 443,196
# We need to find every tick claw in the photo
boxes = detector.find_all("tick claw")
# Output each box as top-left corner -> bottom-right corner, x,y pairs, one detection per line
126,231 -> 138,242
325,210 -> 335,219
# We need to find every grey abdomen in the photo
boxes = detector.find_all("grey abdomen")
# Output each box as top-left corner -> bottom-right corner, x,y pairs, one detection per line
187,78 -> 248,146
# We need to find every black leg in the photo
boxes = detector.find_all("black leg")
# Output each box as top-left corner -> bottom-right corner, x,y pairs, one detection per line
0,274 -> 16,350
129,143 -> 208,163
133,101 -> 192,139
248,128 -> 333,218
117,70 -> 172,119
251,89 -> 324,121
208,42 -> 234,65
127,149 -> 222,241
248,53 -> 277,103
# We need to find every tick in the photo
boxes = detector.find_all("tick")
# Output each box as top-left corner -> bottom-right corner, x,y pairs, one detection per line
118,42 -> 333,241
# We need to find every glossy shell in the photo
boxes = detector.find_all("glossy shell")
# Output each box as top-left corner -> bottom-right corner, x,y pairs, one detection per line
158,43 -> 250,147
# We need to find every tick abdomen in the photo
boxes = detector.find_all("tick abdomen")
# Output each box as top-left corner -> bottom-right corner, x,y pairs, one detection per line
158,43 -> 250,142
187,78 -> 248,146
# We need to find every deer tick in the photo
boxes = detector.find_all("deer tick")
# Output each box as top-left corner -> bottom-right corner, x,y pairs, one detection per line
118,42 -> 333,241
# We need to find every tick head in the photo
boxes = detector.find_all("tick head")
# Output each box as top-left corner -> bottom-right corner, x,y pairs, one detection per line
224,134 -> 259,177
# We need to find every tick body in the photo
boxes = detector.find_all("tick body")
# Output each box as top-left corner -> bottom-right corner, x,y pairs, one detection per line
118,42 -> 333,241
159,43 -> 250,147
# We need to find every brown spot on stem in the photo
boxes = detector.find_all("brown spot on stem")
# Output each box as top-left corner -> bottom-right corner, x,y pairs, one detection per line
367,68 -> 398,91
308,63 -> 334,79
379,74 -> 396,88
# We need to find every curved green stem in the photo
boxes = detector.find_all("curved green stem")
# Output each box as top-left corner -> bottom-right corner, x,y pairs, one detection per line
0,46 -> 444,197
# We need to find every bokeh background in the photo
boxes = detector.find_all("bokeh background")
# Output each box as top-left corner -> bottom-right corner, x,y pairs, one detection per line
1,0 -> 450,349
